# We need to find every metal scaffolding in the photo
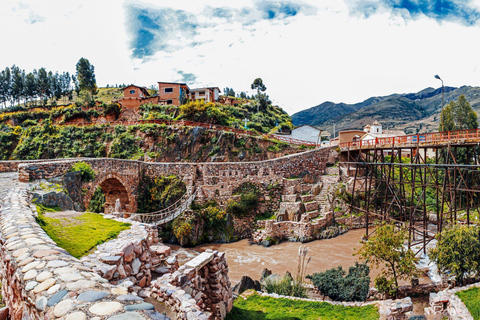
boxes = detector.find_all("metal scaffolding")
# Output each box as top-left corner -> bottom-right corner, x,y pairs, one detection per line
342,143 -> 480,254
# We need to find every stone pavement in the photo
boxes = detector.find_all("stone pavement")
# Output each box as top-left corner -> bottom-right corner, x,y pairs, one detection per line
0,175 -> 171,320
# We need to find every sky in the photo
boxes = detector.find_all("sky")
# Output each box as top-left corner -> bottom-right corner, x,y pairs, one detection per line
1,0 -> 480,115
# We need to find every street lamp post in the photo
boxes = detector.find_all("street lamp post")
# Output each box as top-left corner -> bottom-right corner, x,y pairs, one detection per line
434,75 -> 445,131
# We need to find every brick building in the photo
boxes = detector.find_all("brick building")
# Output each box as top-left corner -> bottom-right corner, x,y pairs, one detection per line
116,82 -> 221,109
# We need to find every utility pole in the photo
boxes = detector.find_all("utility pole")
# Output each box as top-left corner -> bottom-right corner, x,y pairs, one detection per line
435,75 -> 445,131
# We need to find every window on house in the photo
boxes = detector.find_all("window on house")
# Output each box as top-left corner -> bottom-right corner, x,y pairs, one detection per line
165,88 -> 173,93
198,91 -> 205,95
167,100 -> 173,104
130,90 -> 135,94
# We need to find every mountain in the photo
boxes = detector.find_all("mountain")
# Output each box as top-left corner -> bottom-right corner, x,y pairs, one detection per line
292,86 -> 480,135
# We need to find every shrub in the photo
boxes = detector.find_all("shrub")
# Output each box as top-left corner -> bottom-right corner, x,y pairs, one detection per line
264,274 -> 307,298
429,225 -> 480,285
307,262 -> 370,301
69,161 -> 96,182
87,187 -> 105,213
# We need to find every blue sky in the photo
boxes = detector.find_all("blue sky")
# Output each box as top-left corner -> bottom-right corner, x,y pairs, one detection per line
1,0 -> 480,114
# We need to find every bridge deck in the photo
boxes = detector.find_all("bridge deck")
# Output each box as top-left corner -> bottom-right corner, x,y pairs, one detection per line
340,128 -> 480,151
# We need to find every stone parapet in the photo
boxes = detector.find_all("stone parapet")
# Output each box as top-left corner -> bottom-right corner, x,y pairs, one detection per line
151,250 -> 233,320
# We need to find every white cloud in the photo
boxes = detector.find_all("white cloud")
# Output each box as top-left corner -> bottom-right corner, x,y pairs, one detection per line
1,0 -> 480,115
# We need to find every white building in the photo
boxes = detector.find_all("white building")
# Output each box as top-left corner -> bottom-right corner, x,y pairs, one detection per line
282,125 -> 330,144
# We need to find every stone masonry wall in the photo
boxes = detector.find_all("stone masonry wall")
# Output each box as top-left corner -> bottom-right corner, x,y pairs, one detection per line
151,250 -> 233,320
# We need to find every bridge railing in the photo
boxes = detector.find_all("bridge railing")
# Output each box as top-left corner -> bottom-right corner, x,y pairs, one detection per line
339,128 -> 480,149
61,119 -> 317,146
128,189 -> 197,226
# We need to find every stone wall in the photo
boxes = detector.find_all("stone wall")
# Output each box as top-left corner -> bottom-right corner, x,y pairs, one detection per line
151,250 -> 233,320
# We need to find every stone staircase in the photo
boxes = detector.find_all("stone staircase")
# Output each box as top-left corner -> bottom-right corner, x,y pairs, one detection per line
315,166 -> 340,214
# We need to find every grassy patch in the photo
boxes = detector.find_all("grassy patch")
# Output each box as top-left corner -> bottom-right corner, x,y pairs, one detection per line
36,211 -> 130,258
255,212 -> 276,221
457,287 -> 480,320
226,292 -> 379,320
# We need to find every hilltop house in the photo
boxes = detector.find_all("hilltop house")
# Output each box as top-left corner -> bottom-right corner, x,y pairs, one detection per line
116,82 -> 221,109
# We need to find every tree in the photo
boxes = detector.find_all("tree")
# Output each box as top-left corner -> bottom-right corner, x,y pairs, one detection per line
307,262 -> 370,301
439,95 -> 478,131
75,57 -> 97,95
0,67 -> 11,108
10,65 -> 24,106
36,68 -> 50,105
356,222 -> 419,297
24,72 -> 37,106
223,87 -> 235,97
429,225 -> 480,285
251,78 -> 267,112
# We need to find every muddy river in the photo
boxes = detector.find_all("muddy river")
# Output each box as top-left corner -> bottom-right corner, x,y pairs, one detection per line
167,228 -> 430,285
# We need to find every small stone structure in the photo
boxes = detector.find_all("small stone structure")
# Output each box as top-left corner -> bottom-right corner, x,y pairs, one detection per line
424,282 -> 480,319
151,250 -> 233,319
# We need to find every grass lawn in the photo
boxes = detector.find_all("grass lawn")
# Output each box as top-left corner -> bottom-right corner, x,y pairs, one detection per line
36,206 -> 130,258
226,292 -> 379,320
456,287 -> 480,320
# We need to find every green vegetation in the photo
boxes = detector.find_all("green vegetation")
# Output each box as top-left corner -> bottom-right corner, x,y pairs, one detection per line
264,246 -> 310,298
35,203 -> 62,215
227,182 -> 261,217
429,225 -> 480,285
171,200 -> 231,246
356,222 -> 419,297
439,95 -> 478,131
87,187 -> 105,213
137,173 -> 186,213
456,287 -> 480,320
264,274 -> 307,298
307,262 -> 370,302
36,209 -> 130,258
176,100 -> 292,133
255,212 -> 276,221
226,292 -> 379,320
69,161 -> 96,182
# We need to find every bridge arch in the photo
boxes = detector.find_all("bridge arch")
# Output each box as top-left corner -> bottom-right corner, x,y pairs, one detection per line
86,172 -> 136,214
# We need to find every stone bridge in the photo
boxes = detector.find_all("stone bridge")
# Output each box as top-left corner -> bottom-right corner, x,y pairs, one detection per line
0,147 -> 336,214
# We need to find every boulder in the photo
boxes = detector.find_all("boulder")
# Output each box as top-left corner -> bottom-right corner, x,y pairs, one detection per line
232,276 -> 261,295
